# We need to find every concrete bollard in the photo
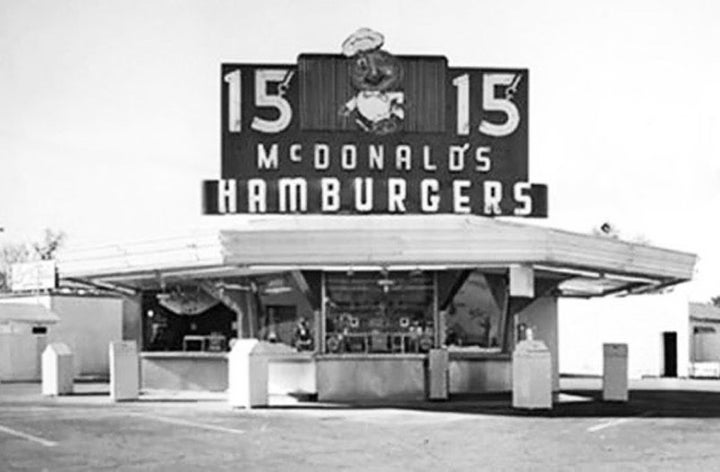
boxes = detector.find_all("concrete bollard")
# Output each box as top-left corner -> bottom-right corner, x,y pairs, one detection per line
109,341 -> 139,402
228,340 -> 295,408
428,348 -> 449,400
228,339 -> 263,408
42,343 -> 74,396
512,338 -> 552,409
603,343 -> 628,402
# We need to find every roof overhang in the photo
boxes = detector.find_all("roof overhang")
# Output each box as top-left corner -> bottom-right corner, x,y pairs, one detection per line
0,303 -> 61,324
689,302 -> 720,323
57,216 -> 697,297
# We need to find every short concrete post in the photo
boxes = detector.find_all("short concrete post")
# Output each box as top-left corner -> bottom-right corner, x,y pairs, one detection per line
228,340 -> 293,408
512,338 -> 552,409
228,339 -> 265,408
428,348 -> 449,400
42,343 -> 74,396
109,341 -> 139,402
603,343 -> 628,402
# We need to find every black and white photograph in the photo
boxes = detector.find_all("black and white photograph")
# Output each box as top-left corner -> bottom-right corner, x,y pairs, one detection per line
1,1 -> 719,470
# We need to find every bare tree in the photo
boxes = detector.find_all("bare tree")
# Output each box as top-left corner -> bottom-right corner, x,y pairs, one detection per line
32,228 -> 66,260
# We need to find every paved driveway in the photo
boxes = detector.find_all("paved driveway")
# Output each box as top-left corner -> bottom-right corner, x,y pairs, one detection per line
2,379 -> 720,471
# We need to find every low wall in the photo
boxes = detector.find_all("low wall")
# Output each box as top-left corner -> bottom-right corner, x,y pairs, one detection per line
139,351 -> 518,397
268,355 -> 316,395
140,352 -> 228,391
449,355 -> 512,393
317,354 -> 426,402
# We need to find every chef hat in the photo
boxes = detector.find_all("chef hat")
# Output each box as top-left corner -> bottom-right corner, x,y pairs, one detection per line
342,28 -> 384,57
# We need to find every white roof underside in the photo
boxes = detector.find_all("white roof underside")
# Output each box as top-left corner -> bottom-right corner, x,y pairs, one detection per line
56,216 -> 697,297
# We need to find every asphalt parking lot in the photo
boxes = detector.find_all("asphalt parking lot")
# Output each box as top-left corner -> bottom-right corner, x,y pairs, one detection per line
3,378 -> 720,471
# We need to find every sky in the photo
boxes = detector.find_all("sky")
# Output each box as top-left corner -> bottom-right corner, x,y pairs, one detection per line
1,0 -> 719,300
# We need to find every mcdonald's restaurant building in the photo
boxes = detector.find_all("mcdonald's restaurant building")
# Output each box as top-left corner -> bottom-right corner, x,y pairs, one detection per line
57,32 -> 696,402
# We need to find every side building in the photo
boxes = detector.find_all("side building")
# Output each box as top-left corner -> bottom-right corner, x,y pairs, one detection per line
559,291 -> 720,379
0,293 -> 125,381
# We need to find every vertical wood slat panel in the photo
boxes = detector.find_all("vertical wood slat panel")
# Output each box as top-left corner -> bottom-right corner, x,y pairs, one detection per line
299,55 -> 446,133
299,56 -> 353,131
403,57 -> 446,132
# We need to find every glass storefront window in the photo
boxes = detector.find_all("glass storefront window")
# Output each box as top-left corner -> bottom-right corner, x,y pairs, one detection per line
444,271 -> 507,351
255,273 -> 318,351
141,274 -> 320,353
324,271 -> 436,354
142,288 -> 236,352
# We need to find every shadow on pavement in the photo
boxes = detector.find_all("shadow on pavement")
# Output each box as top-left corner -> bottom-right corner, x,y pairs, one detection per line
66,391 -> 109,397
269,389 -> 720,419
7,381 -> 720,419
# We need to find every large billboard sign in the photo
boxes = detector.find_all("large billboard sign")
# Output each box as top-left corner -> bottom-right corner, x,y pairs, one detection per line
203,29 -> 547,216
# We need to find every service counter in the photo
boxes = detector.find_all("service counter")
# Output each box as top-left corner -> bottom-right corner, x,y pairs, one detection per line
315,351 -> 511,401
448,351 -> 512,394
139,349 -> 514,399
141,352 -> 228,392
316,353 -> 427,402
267,352 -> 316,396
140,350 -> 317,395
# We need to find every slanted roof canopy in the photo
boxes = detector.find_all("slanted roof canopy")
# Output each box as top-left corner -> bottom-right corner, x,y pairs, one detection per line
0,303 -> 60,324
57,216 -> 697,298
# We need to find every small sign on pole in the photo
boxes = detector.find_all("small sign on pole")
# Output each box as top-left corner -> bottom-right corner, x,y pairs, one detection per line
11,260 -> 57,292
